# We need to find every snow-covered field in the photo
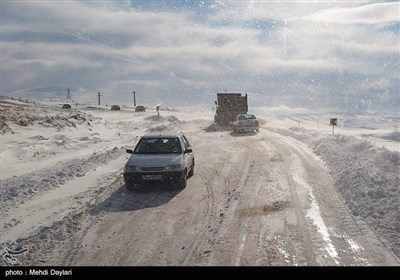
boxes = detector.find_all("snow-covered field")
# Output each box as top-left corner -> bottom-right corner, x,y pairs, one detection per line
1,96 -> 399,265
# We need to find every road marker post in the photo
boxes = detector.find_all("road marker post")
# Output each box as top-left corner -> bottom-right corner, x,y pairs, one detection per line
330,118 -> 337,135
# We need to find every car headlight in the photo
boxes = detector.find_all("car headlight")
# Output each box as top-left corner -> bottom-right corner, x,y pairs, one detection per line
125,165 -> 140,173
165,164 -> 182,171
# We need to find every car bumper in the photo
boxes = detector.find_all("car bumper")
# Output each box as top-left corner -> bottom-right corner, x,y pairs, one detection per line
236,125 -> 259,131
124,171 -> 185,186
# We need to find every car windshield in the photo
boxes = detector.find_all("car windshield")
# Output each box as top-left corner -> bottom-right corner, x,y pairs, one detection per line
134,138 -> 182,154
246,115 -> 256,119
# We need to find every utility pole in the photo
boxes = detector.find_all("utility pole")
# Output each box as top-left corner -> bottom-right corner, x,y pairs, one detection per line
97,92 -> 102,106
67,88 -> 71,100
133,91 -> 136,106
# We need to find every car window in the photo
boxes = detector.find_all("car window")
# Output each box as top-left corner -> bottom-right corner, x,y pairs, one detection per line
134,138 -> 182,154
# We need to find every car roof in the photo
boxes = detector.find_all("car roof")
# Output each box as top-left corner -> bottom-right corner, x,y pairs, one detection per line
141,132 -> 184,138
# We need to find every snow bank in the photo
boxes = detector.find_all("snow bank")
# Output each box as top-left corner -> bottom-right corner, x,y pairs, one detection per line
0,116 -> 13,134
269,125 -> 400,258
83,106 -> 109,111
380,131 -> 400,142
1,147 -> 125,213
144,115 -> 185,123
312,135 -> 400,257
0,97 -> 100,133
144,115 -> 187,133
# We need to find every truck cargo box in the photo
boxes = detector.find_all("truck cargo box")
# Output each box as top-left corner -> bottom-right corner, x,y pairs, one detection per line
214,93 -> 248,125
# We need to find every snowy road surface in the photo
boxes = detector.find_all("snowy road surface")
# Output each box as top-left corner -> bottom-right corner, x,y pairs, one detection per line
65,127 -> 397,266
1,99 -> 398,266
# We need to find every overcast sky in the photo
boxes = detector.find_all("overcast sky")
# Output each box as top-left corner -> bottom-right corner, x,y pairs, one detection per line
1,0 -> 399,111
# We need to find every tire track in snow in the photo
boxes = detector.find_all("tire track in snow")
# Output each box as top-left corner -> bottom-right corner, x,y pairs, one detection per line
256,140 -> 305,265
273,136 -> 342,265
268,139 -> 318,265
205,139 -> 274,266
203,147 -> 254,265
233,159 -> 257,266
181,154 -> 232,265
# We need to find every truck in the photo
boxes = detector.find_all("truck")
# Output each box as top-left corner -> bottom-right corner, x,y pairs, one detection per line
214,93 -> 248,125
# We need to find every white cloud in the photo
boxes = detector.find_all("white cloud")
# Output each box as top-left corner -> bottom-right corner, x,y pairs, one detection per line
302,2 -> 400,24
249,58 -> 340,74
210,0 -> 343,22
111,79 -> 161,89
1,1 -> 399,110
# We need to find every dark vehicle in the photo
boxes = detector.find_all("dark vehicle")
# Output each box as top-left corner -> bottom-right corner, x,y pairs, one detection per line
233,114 -> 260,133
111,105 -> 120,110
135,105 -> 146,112
214,93 -> 248,125
124,132 -> 195,190
62,104 -> 71,109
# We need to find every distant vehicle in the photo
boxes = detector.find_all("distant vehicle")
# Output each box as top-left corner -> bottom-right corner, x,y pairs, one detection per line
111,105 -> 120,110
214,93 -> 248,125
62,104 -> 71,109
233,114 -> 259,133
124,132 -> 195,190
135,105 -> 146,112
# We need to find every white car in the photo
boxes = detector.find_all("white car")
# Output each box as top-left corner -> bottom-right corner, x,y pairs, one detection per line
233,114 -> 259,133
124,132 -> 195,190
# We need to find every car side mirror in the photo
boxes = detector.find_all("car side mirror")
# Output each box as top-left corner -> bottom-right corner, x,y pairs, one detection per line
126,149 -> 134,154
184,148 -> 192,154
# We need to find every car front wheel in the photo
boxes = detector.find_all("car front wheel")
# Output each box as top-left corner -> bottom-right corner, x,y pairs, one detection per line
177,170 -> 187,189
188,160 -> 195,178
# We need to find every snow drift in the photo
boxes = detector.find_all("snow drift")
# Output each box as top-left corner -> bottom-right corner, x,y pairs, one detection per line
312,135 -> 400,257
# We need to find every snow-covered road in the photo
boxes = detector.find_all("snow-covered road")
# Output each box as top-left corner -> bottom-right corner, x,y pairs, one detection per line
1,99 -> 398,265
65,125 -> 397,266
